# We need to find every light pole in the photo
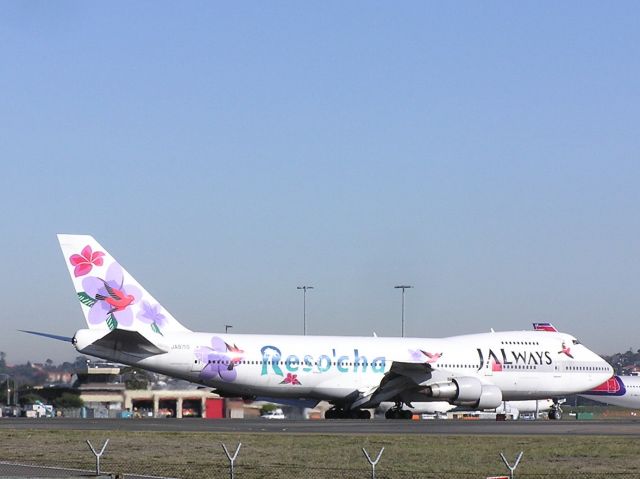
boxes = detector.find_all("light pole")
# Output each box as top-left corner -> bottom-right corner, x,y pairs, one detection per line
394,285 -> 413,337
297,286 -> 314,335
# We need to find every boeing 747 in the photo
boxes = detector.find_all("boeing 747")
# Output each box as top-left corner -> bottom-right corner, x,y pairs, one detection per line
26,235 -> 614,420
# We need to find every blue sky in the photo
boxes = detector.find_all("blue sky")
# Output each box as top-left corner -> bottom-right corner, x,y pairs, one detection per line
1,2 -> 639,363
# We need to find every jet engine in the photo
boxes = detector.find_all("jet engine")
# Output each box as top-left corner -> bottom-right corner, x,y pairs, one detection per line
426,377 -> 502,409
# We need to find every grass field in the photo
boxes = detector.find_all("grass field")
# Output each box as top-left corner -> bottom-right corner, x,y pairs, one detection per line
1,429 -> 639,478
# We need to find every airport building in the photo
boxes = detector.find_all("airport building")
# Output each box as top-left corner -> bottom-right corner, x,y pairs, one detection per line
72,363 -> 255,419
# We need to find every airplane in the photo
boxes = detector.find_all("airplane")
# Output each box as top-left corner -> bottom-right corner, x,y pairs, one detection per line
378,398 -> 555,419
579,375 -> 640,409
25,234 -> 614,420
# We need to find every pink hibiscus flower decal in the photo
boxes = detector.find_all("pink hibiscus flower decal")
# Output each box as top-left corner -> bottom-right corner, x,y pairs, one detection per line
69,245 -> 105,277
280,373 -> 301,385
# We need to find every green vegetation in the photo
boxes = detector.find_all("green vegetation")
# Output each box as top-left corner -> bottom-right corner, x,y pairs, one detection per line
16,391 -> 45,406
0,429 -> 639,478
260,403 -> 279,414
53,392 -> 84,408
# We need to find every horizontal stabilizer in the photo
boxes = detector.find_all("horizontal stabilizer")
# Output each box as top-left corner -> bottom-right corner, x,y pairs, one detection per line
92,329 -> 167,356
77,329 -> 167,363
19,330 -> 73,342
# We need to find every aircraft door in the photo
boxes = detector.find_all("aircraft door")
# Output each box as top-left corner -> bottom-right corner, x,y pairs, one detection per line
554,361 -> 562,378
483,358 -> 493,376
191,356 -> 204,373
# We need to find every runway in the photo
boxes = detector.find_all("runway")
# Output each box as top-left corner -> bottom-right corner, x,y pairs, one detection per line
2,417 -> 640,435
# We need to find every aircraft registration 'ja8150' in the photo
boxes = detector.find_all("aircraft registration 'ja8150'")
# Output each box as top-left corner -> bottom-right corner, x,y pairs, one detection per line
25,235 -> 613,420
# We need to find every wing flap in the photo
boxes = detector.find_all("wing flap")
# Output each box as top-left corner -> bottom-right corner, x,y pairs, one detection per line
352,361 -> 435,409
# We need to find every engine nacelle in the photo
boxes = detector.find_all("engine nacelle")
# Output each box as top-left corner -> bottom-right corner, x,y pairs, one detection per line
469,384 -> 502,409
428,382 -> 458,399
452,377 -> 483,403
426,377 -> 503,409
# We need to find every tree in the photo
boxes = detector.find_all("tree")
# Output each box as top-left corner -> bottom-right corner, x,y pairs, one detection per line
53,392 -> 84,409
260,403 -> 278,414
125,377 -> 149,390
0,379 -> 9,405
121,366 -> 151,390
19,392 -> 44,406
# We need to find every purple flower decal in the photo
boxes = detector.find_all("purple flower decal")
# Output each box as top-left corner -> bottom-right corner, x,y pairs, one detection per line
409,349 -> 442,363
408,349 -> 424,362
81,263 -> 141,328
196,336 -> 244,383
137,301 -> 167,334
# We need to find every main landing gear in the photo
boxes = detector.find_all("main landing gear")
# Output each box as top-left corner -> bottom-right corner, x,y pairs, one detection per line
325,408 -> 371,419
385,408 -> 413,420
548,399 -> 563,420
384,401 -> 413,420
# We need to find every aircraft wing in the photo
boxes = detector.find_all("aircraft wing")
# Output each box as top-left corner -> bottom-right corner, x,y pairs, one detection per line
351,361 -> 438,409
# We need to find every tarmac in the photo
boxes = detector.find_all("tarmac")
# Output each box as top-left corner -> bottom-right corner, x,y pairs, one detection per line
2,417 -> 640,435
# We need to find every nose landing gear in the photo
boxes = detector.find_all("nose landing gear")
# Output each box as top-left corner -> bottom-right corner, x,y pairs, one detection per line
548,399 -> 563,420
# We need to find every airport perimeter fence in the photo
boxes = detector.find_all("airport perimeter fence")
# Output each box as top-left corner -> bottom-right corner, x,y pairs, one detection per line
2,458 -> 640,478
1,438 -> 639,479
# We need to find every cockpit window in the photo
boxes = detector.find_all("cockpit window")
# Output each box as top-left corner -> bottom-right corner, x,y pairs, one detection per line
572,339 -> 581,345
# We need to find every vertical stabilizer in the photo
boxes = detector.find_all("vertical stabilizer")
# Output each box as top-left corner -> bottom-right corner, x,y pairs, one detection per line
532,322 -> 558,332
57,234 -> 191,335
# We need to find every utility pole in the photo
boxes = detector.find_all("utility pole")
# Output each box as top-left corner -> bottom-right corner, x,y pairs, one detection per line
297,286 -> 314,335
394,285 -> 413,337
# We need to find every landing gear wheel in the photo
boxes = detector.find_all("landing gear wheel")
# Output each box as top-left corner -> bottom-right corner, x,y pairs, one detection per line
548,409 -> 562,420
326,408 -> 346,419
358,409 -> 371,419
548,399 -> 563,420
385,408 -> 396,419
385,408 -> 412,419
326,408 -> 370,419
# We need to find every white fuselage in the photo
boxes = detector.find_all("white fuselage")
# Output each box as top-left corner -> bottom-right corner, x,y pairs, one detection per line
74,328 -> 613,406
381,398 -> 555,415
580,375 -> 640,408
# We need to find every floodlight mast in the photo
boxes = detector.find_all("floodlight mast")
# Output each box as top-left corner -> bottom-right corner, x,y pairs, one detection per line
394,285 -> 413,337
297,286 -> 314,335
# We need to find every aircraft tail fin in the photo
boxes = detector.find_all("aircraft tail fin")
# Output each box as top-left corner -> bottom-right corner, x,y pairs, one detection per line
532,322 -> 558,332
57,234 -> 191,335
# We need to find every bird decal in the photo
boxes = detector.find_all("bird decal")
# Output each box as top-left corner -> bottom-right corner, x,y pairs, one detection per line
558,341 -> 574,359
94,278 -> 135,314
420,350 -> 442,363
224,342 -> 245,370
